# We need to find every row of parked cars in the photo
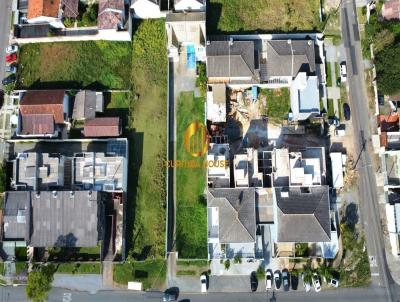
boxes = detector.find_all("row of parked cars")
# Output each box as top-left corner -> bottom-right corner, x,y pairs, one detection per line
250,269 -> 339,293
2,44 -> 19,86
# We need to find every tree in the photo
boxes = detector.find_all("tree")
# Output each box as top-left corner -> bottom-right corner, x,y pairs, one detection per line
375,43 -> 400,95
374,29 -> 395,54
26,265 -> 55,302
301,259 -> 313,284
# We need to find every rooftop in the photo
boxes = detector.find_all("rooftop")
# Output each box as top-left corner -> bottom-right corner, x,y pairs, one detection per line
3,192 -> 30,241
382,0 -> 400,20
61,0 -> 79,18
20,114 -> 55,136
72,90 -> 97,120
98,0 -> 125,30
83,117 -> 121,137
28,0 -> 61,19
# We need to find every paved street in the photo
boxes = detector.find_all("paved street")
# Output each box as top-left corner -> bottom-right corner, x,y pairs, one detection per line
0,0 -> 12,90
341,0 -> 400,301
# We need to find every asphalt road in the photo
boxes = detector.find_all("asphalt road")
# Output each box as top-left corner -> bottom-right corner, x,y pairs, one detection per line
0,0 -> 12,90
341,0 -> 400,301
0,286 -> 391,302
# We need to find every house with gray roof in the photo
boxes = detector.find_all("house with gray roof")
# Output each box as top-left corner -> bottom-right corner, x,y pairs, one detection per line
207,188 -> 257,259
3,192 -> 30,242
72,90 -> 104,121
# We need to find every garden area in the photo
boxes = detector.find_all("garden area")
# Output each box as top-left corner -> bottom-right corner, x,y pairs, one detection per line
176,259 -> 209,277
207,0 -> 322,34
176,92 -> 207,259
55,263 -> 101,274
259,88 -> 290,123
47,246 -> 101,262
113,260 -> 166,289
16,41 -> 132,90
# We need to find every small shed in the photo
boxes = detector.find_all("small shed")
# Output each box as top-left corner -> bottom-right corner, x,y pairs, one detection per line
83,117 -> 121,137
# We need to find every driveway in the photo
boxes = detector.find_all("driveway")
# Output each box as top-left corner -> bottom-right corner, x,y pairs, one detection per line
53,274 -> 113,294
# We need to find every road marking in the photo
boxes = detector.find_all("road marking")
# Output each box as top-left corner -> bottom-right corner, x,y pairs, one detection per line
63,293 -> 72,302
371,273 -> 380,276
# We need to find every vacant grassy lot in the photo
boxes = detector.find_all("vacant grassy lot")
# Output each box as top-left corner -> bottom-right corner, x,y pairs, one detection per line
17,41 -> 131,89
128,19 -> 167,260
56,263 -> 101,274
176,92 -> 207,259
207,0 -> 321,34
260,88 -> 290,123
113,260 -> 166,289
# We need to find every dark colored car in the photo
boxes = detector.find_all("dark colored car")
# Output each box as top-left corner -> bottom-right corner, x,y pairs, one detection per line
274,270 -> 281,290
5,53 -> 17,63
163,287 -> 179,302
343,103 -> 351,120
250,271 -> 258,292
282,269 -> 290,292
2,74 -> 16,85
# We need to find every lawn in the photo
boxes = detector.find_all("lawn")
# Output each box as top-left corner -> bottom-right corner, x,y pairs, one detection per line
259,88 -> 290,123
128,19 -> 168,260
207,0 -> 321,34
55,263 -> 101,274
113,260 -> 166,289
16,41 -> 132,90
326,63 -> 333,87
327,99 -> 335,118
176,92 -> 207,259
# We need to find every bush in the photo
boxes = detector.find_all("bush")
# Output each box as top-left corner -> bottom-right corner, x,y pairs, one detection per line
224,259 -> 230,270
256,264 -> 264,280
195,62 -> 207,96
233,255 -> 242,264
375,43 -> 400,95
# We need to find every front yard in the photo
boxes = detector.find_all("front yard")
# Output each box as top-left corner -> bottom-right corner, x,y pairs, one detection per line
16,41 -> 132,90
259,88 -> 290,124
176,92 -> 207,259
207,0 -> 321,34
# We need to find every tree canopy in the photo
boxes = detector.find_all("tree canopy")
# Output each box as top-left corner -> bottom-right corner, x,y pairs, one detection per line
26,265 -> 55,302
375,43 -> 400,95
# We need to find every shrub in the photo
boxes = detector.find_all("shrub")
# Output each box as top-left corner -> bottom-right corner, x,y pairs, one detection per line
233,255 -> 242,264
224,259 -> 230,270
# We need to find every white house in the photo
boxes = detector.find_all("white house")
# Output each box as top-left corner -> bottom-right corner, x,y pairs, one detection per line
174,0 -> 206,12
131,0 -> 167,19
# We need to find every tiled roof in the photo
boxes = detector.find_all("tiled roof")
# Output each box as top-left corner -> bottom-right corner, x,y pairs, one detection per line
61,0 -> 79,18
275,186 -> 331,243
83,117 -> 121,137
72,90 -> 96,120
20,90 -> 65,124
98,0 -> 124,30
20,114 -> 55,135
383,0 -> 400,20
28,0 -> 61,19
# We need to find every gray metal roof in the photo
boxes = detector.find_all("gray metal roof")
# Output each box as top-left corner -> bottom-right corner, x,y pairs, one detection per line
206,40 -> 256,78
208,188 -> 256,243
266,40 -> 316,79
275,186 -> 331,243
29,191 -> 104,247
3,192 -> 30,241
72,90 -> 97,120
166,11 -> 205,22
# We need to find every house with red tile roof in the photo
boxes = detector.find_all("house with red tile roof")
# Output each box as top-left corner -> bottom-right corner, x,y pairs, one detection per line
83,117 -> 121,137
382,0 -> 400,20
27,0 -> 64,28
17,90 -> 70,138
98,0 -> 125,30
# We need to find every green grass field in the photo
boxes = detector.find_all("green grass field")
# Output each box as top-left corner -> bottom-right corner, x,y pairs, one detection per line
207,0 -> 321,34
16,41 -> 132,89
176,92 -> 207,259
113,260 -> 166,289
128,19 -> 167,260
259,88 -> 290,123
55,263 -> 101,274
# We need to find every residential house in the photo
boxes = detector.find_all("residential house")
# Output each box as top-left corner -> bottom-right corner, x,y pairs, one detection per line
173,0 -> 205,12
330,152 -> 346,189
17,90 -> 69,138
83,117 -> 121,137
375,114 -> 400,152
26,0 -> 64,27
60,0 -> 79,18
385,191 -> 400,257
72,90 -> 104,121
207,143 -> 230,188
206,84 -> 227,123
166,12 -> 206,62
98,0 -> 125,30
233,149 -> 263,188
131,0 -> 167,19
2,190 -> 105,248
207,188 -> 257,259
206,40 -> 259,85
382,0 -> 400,20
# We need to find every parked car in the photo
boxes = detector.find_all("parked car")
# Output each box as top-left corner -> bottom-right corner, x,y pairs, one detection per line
5,53 -> 17,64
329,278 -> 339,288
282,269 -> 290,292
300,273 -> 311,292
200,274 -> 207,293
5,65 -> 17,74
312,273 -> 321,292
340,61 -> 347,82
2,74 -> 16,85
343,103 -> 351,120
265,270 -> 273,290
274,270 -> 281,290
250,271 -> 258,292
162,288 -> 178,302
5,44 -> 18,54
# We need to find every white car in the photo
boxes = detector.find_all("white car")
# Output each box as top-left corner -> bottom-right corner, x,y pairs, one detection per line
329,278 -> 339,288
265,270 -> 272,290
200,274 -> 207,293
5,65 -> 17,74
6,44 -> 18,54
340,62 -> 347,82
301,273 -> 311,292
312,273 -> 321,292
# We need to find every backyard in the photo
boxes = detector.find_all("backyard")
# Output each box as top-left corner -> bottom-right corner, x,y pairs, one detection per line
207,0 -> 321,34
176,92 -> 207,259
16,41 -> 132,90
128,19 -> 168,260
259,88 -> 290,123
113,260 -> 166,290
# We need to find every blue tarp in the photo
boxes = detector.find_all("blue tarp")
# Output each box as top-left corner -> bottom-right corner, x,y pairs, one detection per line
252,86 -> 258,102
187,44 -> 196,69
